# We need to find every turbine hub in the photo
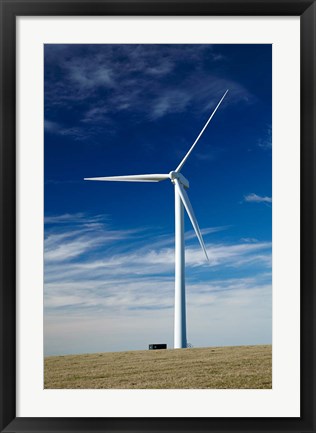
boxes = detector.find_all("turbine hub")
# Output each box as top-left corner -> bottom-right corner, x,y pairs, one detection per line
169,171 -> 189,189
169,171 -> 179,180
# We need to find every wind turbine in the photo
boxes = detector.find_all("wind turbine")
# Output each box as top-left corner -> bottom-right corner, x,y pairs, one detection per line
84,89 -> 228,349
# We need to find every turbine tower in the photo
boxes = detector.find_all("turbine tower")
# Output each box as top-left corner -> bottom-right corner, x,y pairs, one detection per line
85,90 -> 228,349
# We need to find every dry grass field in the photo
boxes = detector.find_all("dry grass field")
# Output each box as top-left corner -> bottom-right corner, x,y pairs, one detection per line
45,344 -> 271,389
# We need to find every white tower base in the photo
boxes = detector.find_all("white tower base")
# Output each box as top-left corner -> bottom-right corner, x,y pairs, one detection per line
174,186 -> 187,349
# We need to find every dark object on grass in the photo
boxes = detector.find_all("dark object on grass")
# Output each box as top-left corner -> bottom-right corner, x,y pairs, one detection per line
149,344 -> 167,350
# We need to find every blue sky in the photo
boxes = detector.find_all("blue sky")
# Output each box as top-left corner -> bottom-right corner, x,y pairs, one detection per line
44,44 -> 272,356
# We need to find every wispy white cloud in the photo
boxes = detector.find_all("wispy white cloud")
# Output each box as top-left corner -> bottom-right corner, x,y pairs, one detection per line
44,119 -> 59,132
244,193 -> 272,204
241,237 -> 258,243
44,213 -> 107,225
257,125 -> 272,150
67,61 -> 114,90
44,213 -> 147,263
45,212 -> 86,224
145,60 -> 174,76
45,235 -> 271,283
44,213 -> 271,302
45,44 -> 254,135
150,90 -> 191,120
44,212 -> 271,354
44,118 -> 102,140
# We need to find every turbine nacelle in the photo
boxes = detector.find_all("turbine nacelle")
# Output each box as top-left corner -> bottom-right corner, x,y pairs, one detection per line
169,171 -> 189,189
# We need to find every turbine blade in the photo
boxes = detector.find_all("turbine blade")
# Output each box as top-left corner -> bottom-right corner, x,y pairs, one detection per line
84,174 -> 170,182
175,89 -> 229,172
174,179 -> 209,262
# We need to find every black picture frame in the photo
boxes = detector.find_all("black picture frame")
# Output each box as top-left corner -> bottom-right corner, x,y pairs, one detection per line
0,1 -> 315,432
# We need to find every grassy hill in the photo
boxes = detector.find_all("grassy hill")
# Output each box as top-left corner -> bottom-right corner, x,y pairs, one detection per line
45,344 -> 272,389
